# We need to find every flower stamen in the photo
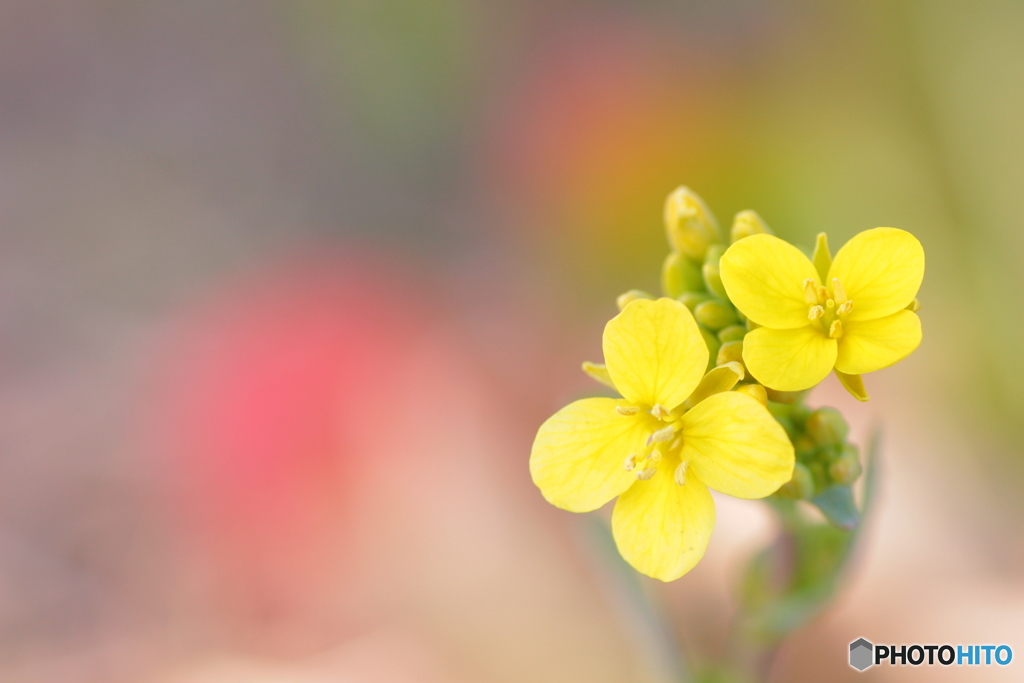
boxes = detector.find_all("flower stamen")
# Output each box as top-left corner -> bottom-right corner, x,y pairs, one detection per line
637,467 -> 658,481
808,305 -> 824,320
616,405 -> 640,416
674,461 -> 689,486
651,404 -> 673,420
648,425 -> 677,445
624,454 -> 638,471
829,319 -> 843,338
831,277 -> 848,304
803,278 -> 818,304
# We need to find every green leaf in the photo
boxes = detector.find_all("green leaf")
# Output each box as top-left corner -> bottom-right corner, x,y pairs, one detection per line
810,485 -> 859,530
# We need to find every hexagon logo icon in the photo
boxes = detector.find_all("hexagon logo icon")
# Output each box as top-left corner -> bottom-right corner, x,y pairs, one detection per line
849,638 -> 874,671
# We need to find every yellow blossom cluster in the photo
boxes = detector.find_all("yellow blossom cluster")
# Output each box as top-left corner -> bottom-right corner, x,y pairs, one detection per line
530,187 -> 924,581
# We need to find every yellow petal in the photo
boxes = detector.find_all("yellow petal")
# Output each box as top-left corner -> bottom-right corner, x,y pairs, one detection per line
611,464 -> 715,581
743,325 -> 837,391
835,310 -> 922,375
530,398 -> 656,512
604,298 -> 707,409
681,392 -> 794,499
827,228 -> 924,322
720,234 -> 821,329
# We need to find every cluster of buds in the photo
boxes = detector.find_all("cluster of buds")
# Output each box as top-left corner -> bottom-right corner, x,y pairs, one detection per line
769,402 -> 862,499
661,194 -> 771,376
620,190 -> 774,377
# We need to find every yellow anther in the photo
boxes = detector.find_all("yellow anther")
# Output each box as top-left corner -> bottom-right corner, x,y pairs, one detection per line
836,300 -> 853,317
829,319 -> 843,338
817,286 -> 828,303
637,467 -> 658,481
616,406 -> 640,416
624,454 -> 637,471
803,278 -> 818,304
674,461 -> 689,486
648,426 -> 676,444
651,404 -> 673,420
831,278 -> 848,304
808,305 -> 824,320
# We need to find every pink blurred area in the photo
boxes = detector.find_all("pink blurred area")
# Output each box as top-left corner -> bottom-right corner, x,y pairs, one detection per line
1,1 -> 1023,682
152,251 -> 423,635
139,250 -> 657,682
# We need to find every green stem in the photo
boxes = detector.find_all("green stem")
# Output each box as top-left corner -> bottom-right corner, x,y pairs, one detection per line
583,516 -> 691,682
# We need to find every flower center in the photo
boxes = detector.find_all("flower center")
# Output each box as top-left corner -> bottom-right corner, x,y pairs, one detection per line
618,404 -> 688,485
804,277 -> 853,338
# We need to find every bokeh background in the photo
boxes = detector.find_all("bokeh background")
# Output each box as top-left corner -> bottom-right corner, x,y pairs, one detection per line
1,1 -> 1022,681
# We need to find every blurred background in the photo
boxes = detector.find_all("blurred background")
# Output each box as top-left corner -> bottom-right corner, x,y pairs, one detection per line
1,1 -> 1022,681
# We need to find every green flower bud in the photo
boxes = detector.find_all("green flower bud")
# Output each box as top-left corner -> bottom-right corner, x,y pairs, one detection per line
778,462 -> 815,500
793,435 -> 816,457
702,262 -> 729,300
730,210 -> 773,243
716,339 -> 744,367
806,407 -> 849,446
789,403 -> 812,429
717,324 -> 747,343
765,388 -> 806,405
704,243 -> 727,266
695,300 -> 738,331
616,289 -> 654,311
678,291 -> 711,311
664,187 -> 719,260
829,445 -> 862,485
807,460 -> 829,492
661,252 -> 705,298
699,326 -> 720,372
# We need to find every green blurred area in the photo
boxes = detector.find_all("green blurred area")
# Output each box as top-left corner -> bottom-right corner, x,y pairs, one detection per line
286,0 -> 1024,451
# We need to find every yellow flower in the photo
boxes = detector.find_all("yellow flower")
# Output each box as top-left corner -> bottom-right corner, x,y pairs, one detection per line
530,299 -> 794,581
719,228 -> 924,398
